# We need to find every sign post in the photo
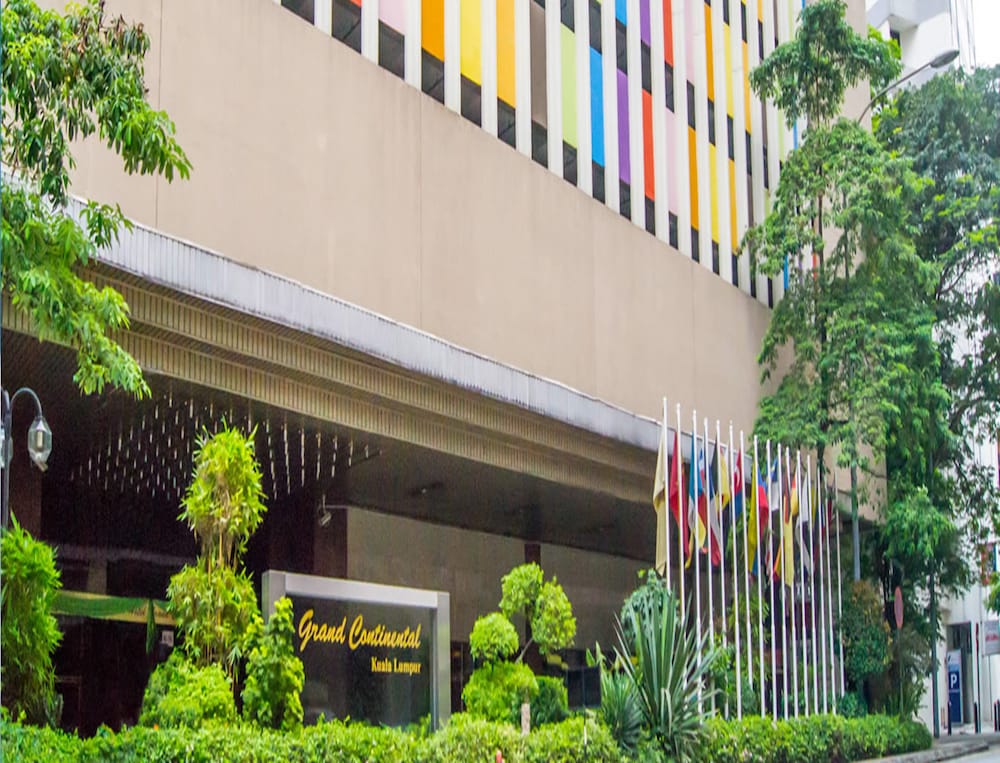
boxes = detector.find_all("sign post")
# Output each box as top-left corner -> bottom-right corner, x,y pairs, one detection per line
262,571 -> 450,728
947,649 -> 963,727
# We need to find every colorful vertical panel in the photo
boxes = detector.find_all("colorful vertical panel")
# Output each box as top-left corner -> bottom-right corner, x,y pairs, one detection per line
618,69 -> 630,183
562,24 -> 577,148
643,90 -> 655,199
662,0 -> 673,65
380,0 -> 406,33
723,22 -> 734,116
704,4 -> 714,103
729,160 -> 738,248
616,0 -> 627,24
497,0 -> 516,105
689,127 -> 698,228
460,0 -> 483,84
743,41 -> 751,131
591,48 -> 605,166
423,0 -> 445,59
640,0 -> 651,45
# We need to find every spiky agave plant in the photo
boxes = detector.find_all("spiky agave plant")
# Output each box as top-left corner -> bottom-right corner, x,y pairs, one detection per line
614,591 -> 718,762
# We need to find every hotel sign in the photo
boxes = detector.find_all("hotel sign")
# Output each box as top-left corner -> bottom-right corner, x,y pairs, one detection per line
263,571 -> 450,728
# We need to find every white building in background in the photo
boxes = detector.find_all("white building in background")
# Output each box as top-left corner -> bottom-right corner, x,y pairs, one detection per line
867,0 -> 1000,737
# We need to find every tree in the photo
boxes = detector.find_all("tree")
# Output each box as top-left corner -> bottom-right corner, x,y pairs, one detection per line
499,562 -> 576,660
744,0 -> 929,580
1,0 -> 190,396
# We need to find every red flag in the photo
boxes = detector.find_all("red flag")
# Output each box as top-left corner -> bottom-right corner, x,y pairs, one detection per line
668,431 -> 690,560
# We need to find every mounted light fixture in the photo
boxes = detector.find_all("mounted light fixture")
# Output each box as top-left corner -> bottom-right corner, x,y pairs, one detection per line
858,48 -> 960,122
1,386 -> 53,528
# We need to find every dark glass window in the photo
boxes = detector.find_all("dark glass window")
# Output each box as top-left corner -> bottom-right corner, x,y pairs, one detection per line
665,63 -> 675,111
590,0 -> 602,51
333,0 -> 361,53
281,0 -> 313,24
641,44 -> 652,92
532,122 -> 548,166
564,143 -> 578,185
616,21 -> 628,72
620,180 -> 631,218
562,0 -> 574,29
645,197 -> 655,235
727,116 -> 735,160
422,51 -> 445,104
378,23 -> 404,79
691,228 -> 701,262
669,213 -> 679,248
723,0 -> 730,25
593,163 -> 606,203
708,100 -> 716,145
741,2 -> 748,42
731,254 -> 740,286
499,100 -> 516,148
712,241 -> 720,275
687,82 -> 696,128
461,77 -> 482,126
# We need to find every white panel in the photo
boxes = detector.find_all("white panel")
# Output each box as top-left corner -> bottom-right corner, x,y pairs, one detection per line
747,2 -> 768,305
712,0 -> 732,284
545,0 -> 563,177
405,0 -> 422,88
515,0 -> 532,155
361,0 -> 380,63
763,0 -> 783,300
693,0 -> 713,270
445,0 -> 461,112
626,0 -> 644,230
482,0 -> 499,135
601,0 -> 620,212
729,0 -> 750,294
314,0 -> 332,35
574,0 -> 593,195
673,0 -> 691,256
650,0 -> 669,242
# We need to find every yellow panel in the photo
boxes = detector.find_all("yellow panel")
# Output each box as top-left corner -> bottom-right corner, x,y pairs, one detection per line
460,0 -> 482,85
729,160 -> 738,248
758,0 -> 763,21
561,25 -> 577,147
743,42 -> 751,131
497,0 -> 516,105
724,25 -> 734,116
705,5 -> 714,103
709,144 -> 719,243
689,128 -> 699,229
423,0 -> 445,61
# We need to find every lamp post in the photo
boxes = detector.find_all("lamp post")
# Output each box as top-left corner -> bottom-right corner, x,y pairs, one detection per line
0,386 -> 53,530
857,48 -> 959,123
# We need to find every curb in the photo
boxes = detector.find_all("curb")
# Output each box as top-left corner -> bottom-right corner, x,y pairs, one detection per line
858,741 -> 990,763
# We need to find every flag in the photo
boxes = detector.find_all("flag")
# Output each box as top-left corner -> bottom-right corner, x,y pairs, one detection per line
798,475 -> 813,571
688,441 -> 708,566
748,456 -> 770,576
706,447 -> 727,565
775,472 -> 798,587
668,430 -> 690,561
732,447 -> 745,519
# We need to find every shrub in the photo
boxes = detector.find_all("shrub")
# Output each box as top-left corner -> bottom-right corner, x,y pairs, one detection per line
417,713 -> 524,763
0,516 -> 63,726
138,651 -> 237,728
530,676 -> 568,726
840,580 -> 891,690
595,648 -> 642,753
469,612 -> 519,664
838,689 -> 868,718
462,661 -> 539,724
242,596 -> 305,731
521,716 -> 622,763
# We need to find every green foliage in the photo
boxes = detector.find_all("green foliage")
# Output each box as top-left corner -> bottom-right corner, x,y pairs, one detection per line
499,563 -> 576,658
615,585 -> 717,762
594,646 -> 642,753
166,426 -> 266,674
838,690 -> 868,719
840,581 -> 891,688
418,714 -> 523,763
750,0 -> 900,127
138,651 -> 237,729
469,612 -> 519,664
0,515 -> 63,726
461,661 -> 538,724
242,597 -> 305,731
529,676 -> 568,727
521,715 -> 622,763
1,0 -> 190,396
697,713 -> 931,763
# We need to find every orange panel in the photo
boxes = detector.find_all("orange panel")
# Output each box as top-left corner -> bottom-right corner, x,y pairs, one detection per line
705,5 -> 714,103
423,0 -> 445,61
663,0 -> 673,66
689,127 -> 698,228
643,92 -> 655,200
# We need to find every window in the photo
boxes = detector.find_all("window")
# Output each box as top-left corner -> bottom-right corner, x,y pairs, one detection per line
691,228 -> 700,262
712,241 -> 720,274
333,0 -> 361,53
378,22 -> 404,79
645,197 -> 655,235
669,213 -> 679,248
281,0 -> 313,24
665,63 -> 675,111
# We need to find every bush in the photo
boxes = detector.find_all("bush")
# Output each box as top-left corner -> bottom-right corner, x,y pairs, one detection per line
1,516 -> 63,726
530,676 -> 568,726
596,650 -> 642,753
138,651 -> 237,728
838,689 -> 868,718
242,597 -> 305,731
521,716 -> 622,763
469,612 -> 520,664
418,713 -> 524,763
462,661 -> 538,724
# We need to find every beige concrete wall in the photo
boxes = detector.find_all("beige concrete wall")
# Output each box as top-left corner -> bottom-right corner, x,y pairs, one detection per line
66,0 -> 775,433
346,508 -> 644,648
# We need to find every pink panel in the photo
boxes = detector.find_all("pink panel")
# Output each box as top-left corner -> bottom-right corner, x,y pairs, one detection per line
380,0 -> 406,33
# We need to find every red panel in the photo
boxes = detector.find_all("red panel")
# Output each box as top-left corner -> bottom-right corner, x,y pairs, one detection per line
663,0 -> 673,66
643,91 -> 655,200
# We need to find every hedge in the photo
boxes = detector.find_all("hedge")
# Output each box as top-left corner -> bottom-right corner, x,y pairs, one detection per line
697,713 -> 932,763
1,712 -> 929,763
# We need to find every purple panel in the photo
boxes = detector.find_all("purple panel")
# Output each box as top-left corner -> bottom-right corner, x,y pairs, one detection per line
618,69 -> 630,184
640,0 -> 651,46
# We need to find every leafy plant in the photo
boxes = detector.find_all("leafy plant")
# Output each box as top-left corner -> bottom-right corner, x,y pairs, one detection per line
469,612 -> 519,665
242,597 -> 305,731
0,515 -> 63,726
528,676 -> 567,727
499,563 -> 576,659
839,580 -> 890,691
1,0 -> 190,396
461,661 -> 538,724
138,651 -> 237,728
593,646 -> 642,754
614,586 -> 718,762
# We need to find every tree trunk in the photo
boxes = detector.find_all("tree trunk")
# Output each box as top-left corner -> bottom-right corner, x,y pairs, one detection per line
930,572 -> 940,738
850,462 -> 861,581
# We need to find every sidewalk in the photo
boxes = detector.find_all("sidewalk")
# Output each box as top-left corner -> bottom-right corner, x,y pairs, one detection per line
857,731 -> 1000,763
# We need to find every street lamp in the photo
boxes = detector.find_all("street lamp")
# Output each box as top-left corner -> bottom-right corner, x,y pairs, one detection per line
0,386 -> 53,530
857,48 -> 959,122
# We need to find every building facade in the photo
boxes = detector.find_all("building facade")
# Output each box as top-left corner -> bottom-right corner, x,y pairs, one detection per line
4,0 -> 873,732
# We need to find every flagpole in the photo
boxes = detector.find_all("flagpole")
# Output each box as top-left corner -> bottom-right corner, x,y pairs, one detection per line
704,419 -> 717,716
825,474 -> 838,713
714,420 -> 727,717
817,465 -> 829,714
676,404 -> 686,621
729,423 -> 743,719
767,439 -> 777,720
755,436 -> 765,718
795,451 -> 807,715
779,446 -> 790,720
692,411 -> 703,713
806,455 -> 818,715
835,473 -> 845,701
663,398 -> 671,590
743,431 -> 754,700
